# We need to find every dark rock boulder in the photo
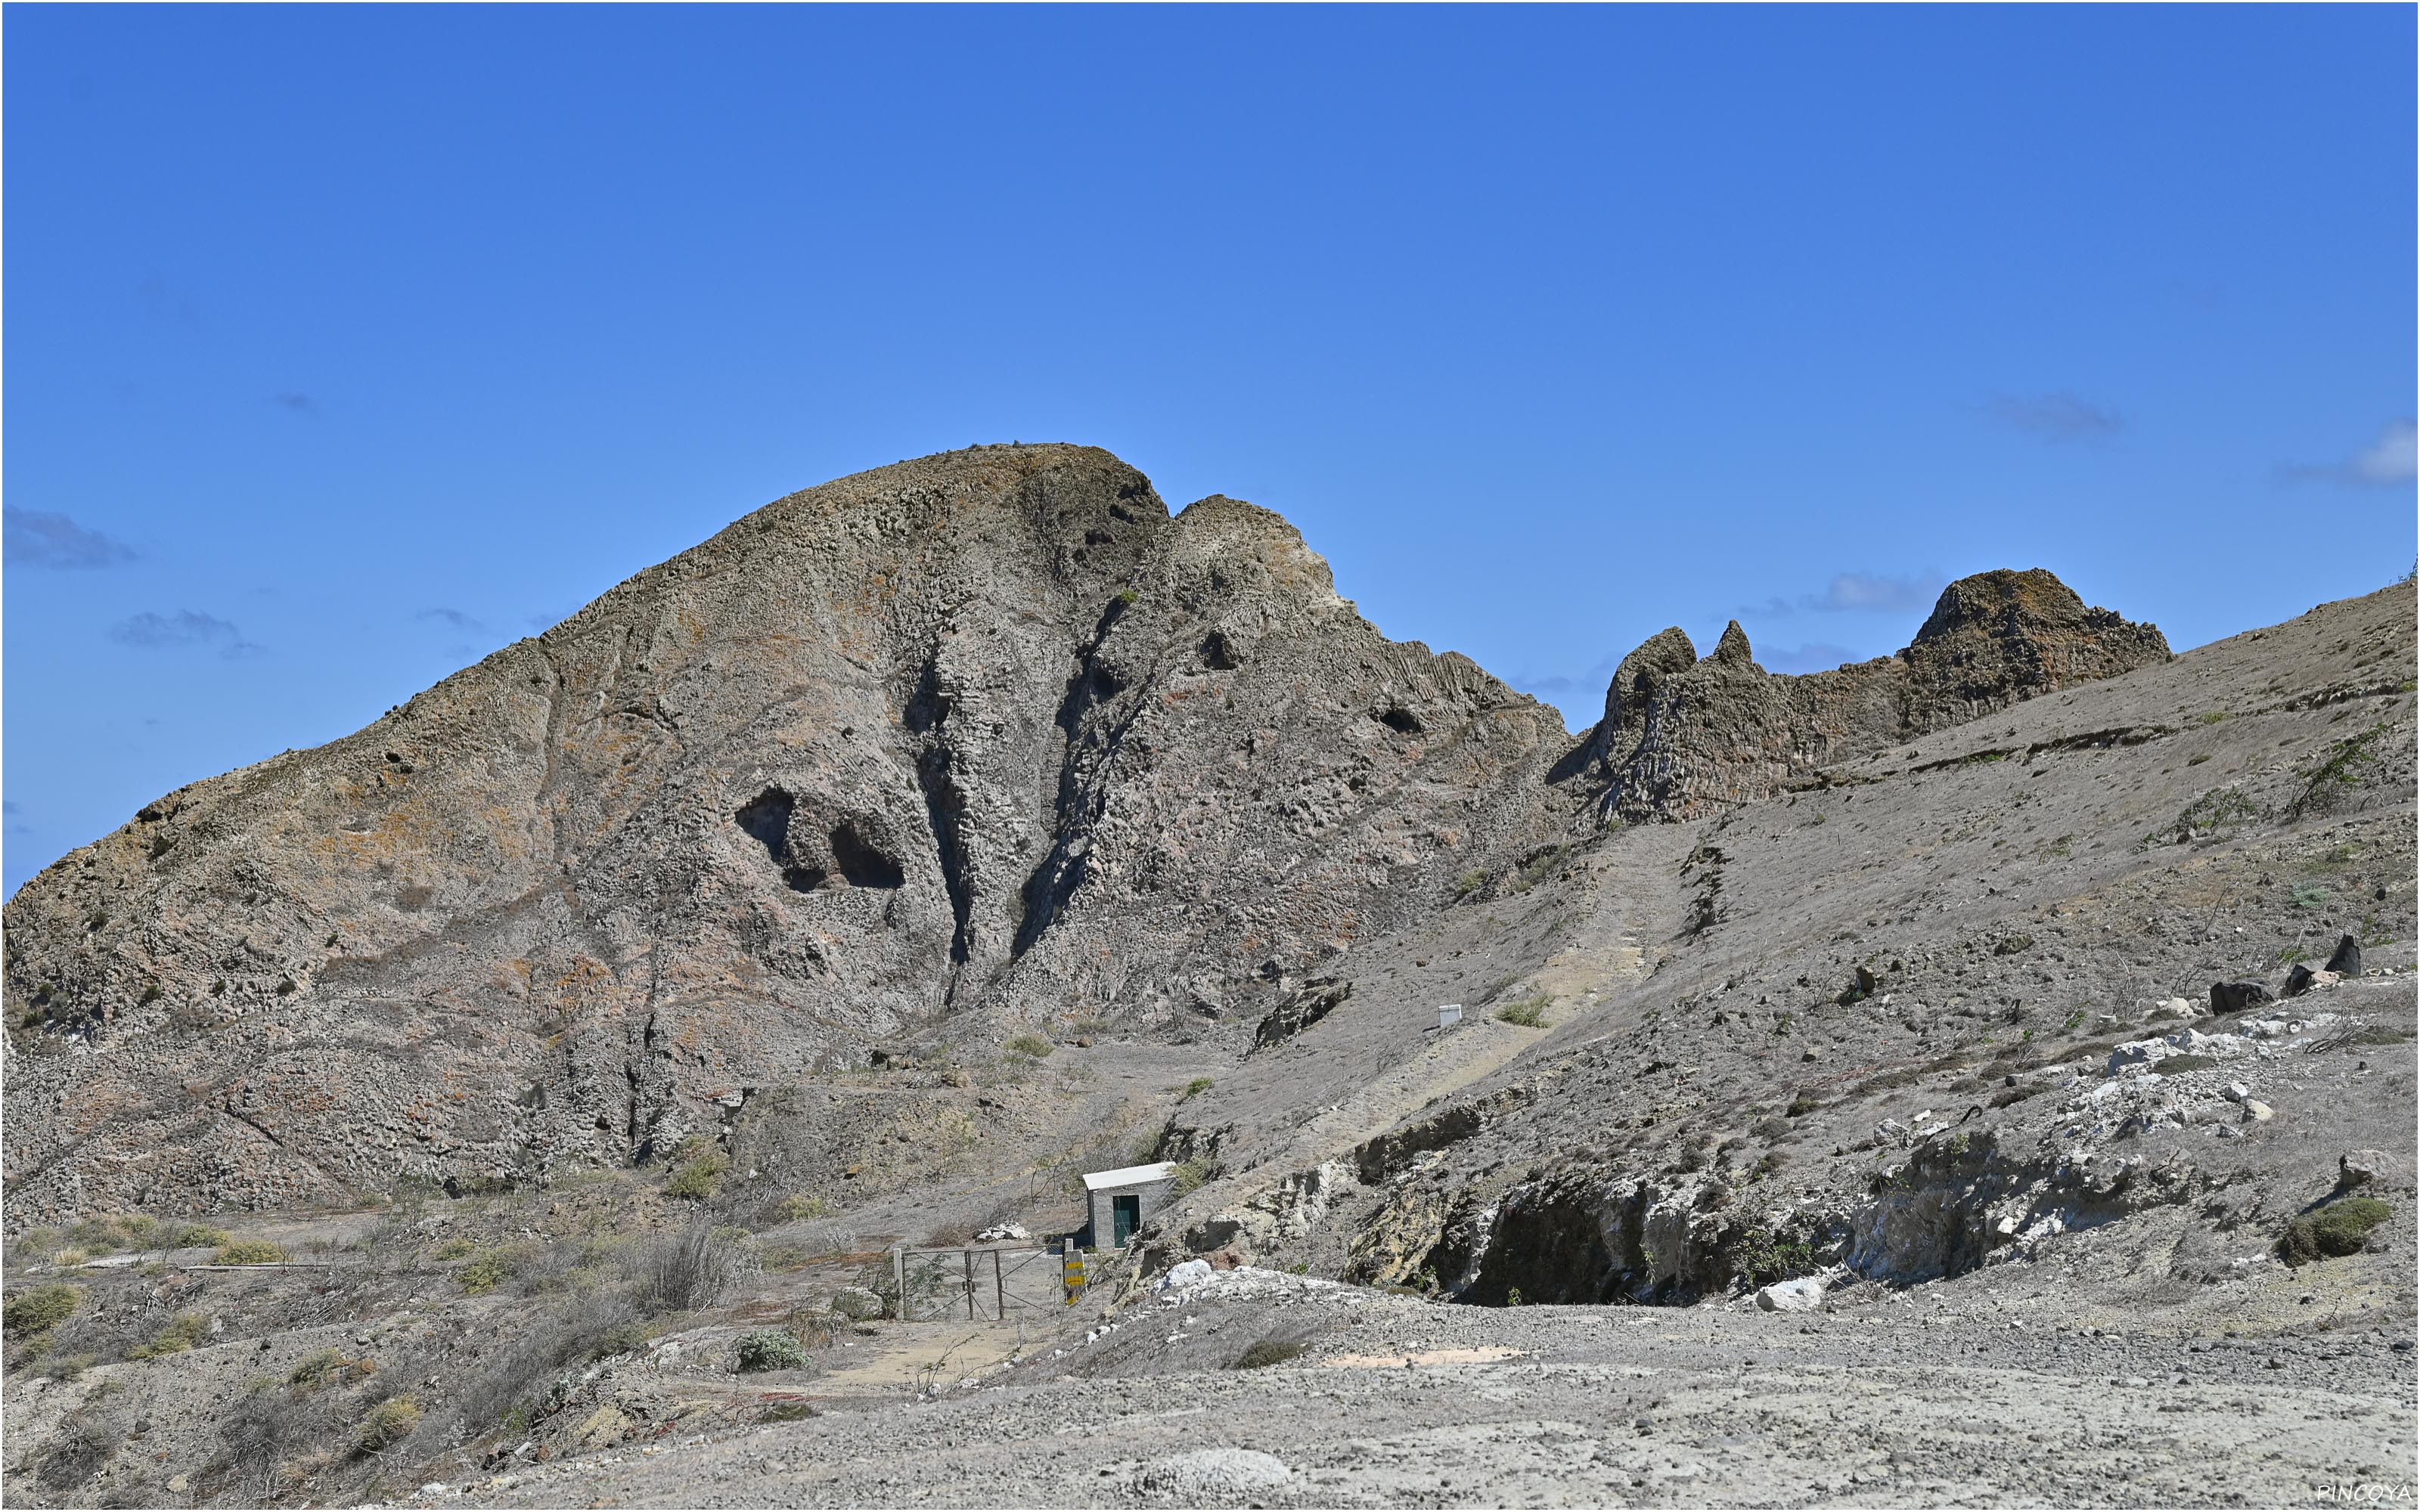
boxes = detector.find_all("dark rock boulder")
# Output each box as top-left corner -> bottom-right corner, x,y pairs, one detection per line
2325,934 -> 2363,976
2211,981 -> 2279,1014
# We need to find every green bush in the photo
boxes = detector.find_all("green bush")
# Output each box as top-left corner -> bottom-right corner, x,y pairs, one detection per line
1004,1033 -> 1054,1059
214,1238 -> 287,1265
1229,1339 -> 1307,1369
356,1396 -> 422,1452
2278,1198 -> 2394,1266
1507,845 -> 1568,895
1170,1159 -> 1212,1197
458,1246 -> 527,1294
1496,994 -> 1548,1028
165,1224 -> 231,1250
734,1330 -> 810,1372
589,1321 -> 655,1359
1180,1077 -> 1215,1101
11,1227 -> 64,1261
127,1312 -> 209,1359
2289,723 -> 2390,819
666,1145 -> 730,1201
1730,1228 -> 1821,1287
1452,869 -> 1488,900
3,1284 -> 83,1337
72,1213 -> 159,1253
2160,785 -> 2257,844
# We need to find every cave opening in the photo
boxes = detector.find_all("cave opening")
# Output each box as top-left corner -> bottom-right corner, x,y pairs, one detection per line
829,824 -> 904,889
734,789 -> 795,866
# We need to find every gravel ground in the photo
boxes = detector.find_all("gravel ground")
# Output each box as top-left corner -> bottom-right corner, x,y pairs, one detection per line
464,1266 -> 2415,1509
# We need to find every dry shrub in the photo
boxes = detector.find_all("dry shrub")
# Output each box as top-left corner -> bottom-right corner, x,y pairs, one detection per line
629,1220 -> 745,1315
219,1384 -> 327,1502
441,1294 -> 638,1433
40,1403 -> 127,1491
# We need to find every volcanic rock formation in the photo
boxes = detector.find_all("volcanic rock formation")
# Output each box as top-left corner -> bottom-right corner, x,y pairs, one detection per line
1584,568 -> 2171,821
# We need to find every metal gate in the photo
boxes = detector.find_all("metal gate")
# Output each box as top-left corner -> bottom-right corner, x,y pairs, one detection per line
892,1245 -> 1073,1321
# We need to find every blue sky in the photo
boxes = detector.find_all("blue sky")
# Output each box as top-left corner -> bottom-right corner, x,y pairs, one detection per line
6,4 -> 2413,895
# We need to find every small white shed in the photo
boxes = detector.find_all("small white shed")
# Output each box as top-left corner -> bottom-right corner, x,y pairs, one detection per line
1081,1160 -> 1177,1250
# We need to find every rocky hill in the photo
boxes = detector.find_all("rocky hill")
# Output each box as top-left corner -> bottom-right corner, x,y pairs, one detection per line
3,447 -> 1585,1222
2,446 -> 2412,1510
3,448 -> 2186,1228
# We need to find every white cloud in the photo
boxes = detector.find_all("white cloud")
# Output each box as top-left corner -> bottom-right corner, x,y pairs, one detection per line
5,506 -> 135,568
1989,392 -> 2124,441
1742,569 -> 1949,620
107,609 -> 265,659
2283,419 -> 2416,488
2351,419 -> 2417,485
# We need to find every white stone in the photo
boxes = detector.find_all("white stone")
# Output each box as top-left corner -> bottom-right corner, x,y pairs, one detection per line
2108,1039 -> 2174,1074
1754,1277 -> 1826,1312
1159,1259 -> 1214,1290
1133,1448 -> 1292,1498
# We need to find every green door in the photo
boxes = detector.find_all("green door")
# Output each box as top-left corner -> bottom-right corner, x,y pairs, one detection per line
1112,1193 -> 1140,1247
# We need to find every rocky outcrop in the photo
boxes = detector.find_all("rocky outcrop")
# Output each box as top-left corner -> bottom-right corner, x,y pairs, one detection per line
1584,569 -> 2170,821
1251,978 -> 1351,1052
2,446 -> 1571,1222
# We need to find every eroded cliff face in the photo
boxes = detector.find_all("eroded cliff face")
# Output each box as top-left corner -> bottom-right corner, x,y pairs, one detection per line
1585,568 -> 2171,822
2,446 -> 1572,1222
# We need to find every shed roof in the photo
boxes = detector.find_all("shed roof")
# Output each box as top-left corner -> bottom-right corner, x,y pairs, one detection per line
1081,1160 -> 1178,1191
